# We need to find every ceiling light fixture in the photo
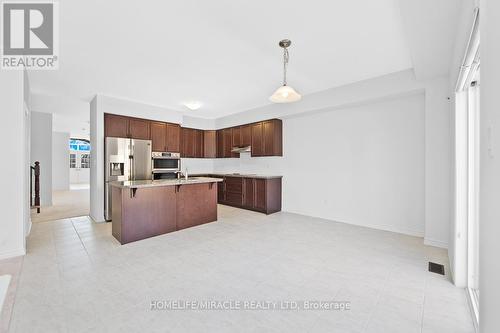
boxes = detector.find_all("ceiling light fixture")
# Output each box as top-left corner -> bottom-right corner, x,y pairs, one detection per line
270,39 -> 301,103
183,101 -> 202,110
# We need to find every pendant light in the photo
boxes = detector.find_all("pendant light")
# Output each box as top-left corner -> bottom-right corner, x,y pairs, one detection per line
269,39 -> 302,103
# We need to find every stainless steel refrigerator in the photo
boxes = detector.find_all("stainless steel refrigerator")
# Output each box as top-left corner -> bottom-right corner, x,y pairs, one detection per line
104,137 -> 152,221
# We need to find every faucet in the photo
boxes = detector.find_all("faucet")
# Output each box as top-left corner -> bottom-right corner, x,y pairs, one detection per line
175,171 -> 183,179
184,168 -> 188,181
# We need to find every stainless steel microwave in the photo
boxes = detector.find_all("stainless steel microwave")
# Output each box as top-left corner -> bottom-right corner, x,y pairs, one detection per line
151,152 -> 180,173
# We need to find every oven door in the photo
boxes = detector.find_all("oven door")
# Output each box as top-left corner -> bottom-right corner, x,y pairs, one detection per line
152,158 -> 180,172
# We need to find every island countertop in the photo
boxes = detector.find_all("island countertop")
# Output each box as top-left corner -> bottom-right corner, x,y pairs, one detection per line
110,177 -> 223,189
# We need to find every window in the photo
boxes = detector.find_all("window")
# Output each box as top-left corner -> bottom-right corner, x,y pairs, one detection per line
69,138 -> 91,169
69,138 -> 91,152
81,154 -> 91,168
70,153 -> 77,168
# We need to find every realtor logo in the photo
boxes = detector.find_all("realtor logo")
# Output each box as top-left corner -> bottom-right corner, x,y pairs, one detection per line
1,1 -> 59,69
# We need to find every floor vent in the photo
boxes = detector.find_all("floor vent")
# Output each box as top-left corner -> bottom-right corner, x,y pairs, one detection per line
428,262 -> 445,275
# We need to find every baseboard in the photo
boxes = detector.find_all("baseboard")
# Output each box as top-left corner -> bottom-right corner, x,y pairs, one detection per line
282,210 -> 424,238
424,237 -> 448,249
26,220 -> 32,237
465,288 -> 479,332
0,248 -> 25,261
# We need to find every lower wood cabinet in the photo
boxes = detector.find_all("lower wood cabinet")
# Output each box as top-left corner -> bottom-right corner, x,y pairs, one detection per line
217,176 -> 282,214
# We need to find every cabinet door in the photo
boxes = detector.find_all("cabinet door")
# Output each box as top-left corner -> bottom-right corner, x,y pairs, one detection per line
105,114 -> 129,138
204,130 -> 217,158
216,130 -> 224,158
166,124 -> 180,152
254,179 -> 267,212
223,128 -> 233,157
242,178 -> 255,209
151,122 -> 166,151
241,125 -> 252,147
251,122 -> 264,156
182,128 -> 195,157
194,130 -> 204,158
232,126 -> 241,147
129,118 -> 150,140
263,119 -> 283,156
224,176 -> 243,206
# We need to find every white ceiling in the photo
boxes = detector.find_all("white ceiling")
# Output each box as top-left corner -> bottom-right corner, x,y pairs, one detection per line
29,0 -> 416,119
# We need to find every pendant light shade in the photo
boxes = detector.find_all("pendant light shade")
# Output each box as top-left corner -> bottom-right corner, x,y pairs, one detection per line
269,85 -> 302,103
270,39 -> 301,103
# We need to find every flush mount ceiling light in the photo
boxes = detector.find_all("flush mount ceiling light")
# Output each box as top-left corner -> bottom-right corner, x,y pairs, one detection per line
183,101 -> 202,110
269,39 -> 302,103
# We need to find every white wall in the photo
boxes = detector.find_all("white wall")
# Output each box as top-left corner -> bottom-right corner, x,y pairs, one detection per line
52,132 -> 70,190
214,93 -> 426,236
479,0 -> 500,331
424,77 -> 453,248
0,70 -> 26,259
30,112 -> 53,206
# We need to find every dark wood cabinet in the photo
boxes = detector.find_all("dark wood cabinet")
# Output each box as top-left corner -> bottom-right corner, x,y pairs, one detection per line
254,179 -> 267,211
151,121 -> 167,151
223,128 -> 233,158
216,176 -> 281,214
251,119 -> 282,157
242,178 -> 255,209
129,118 -> 150,140
182,128 -> 195,157
194,129 -> 204,158
232,126 -> 241,147
216,130 -> 224,158
241,125 -> 252,147
204,130 -> 217,158
181,128 -> 204,158
224,176 -> 243,206
105,114 -> 129,138
105,113 -> 281,158
166,123 -> 180,152
251,122 -> 264,156
263,119 -> 283,156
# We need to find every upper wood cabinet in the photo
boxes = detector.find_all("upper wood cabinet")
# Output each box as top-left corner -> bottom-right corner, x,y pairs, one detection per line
129,118 -> 150,140
105,113 -> 281,158
241,125 -> 252,147
151,122 -> 180,152
251,119 -> 282,157
194,129 -> 204,158
263,119 -> 282,156
166,124 -> 180,152
181,128 -> 204,158
151,121 -> 167,151
223,128 -> 233,158
105,114 -> 129,138
251,122 -> 264,156
203,130 -> 217,158
232,126 -> 241,147
216,130 -> 224,158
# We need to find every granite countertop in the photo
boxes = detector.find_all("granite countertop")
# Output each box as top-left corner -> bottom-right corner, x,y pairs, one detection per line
193,173 -> 283,180
110,177 -> 223,189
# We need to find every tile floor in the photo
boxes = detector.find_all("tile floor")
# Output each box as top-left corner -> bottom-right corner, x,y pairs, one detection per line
5,206 -> 474,332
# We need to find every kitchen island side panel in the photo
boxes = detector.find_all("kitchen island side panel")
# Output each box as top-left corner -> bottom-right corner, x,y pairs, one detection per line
176,183 -> 218,230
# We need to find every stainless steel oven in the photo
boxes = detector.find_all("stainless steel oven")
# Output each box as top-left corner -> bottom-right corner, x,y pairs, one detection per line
152,152 -> 180,179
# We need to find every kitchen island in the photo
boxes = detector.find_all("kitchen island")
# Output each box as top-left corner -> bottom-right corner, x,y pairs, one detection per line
110,177 -> 222,244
